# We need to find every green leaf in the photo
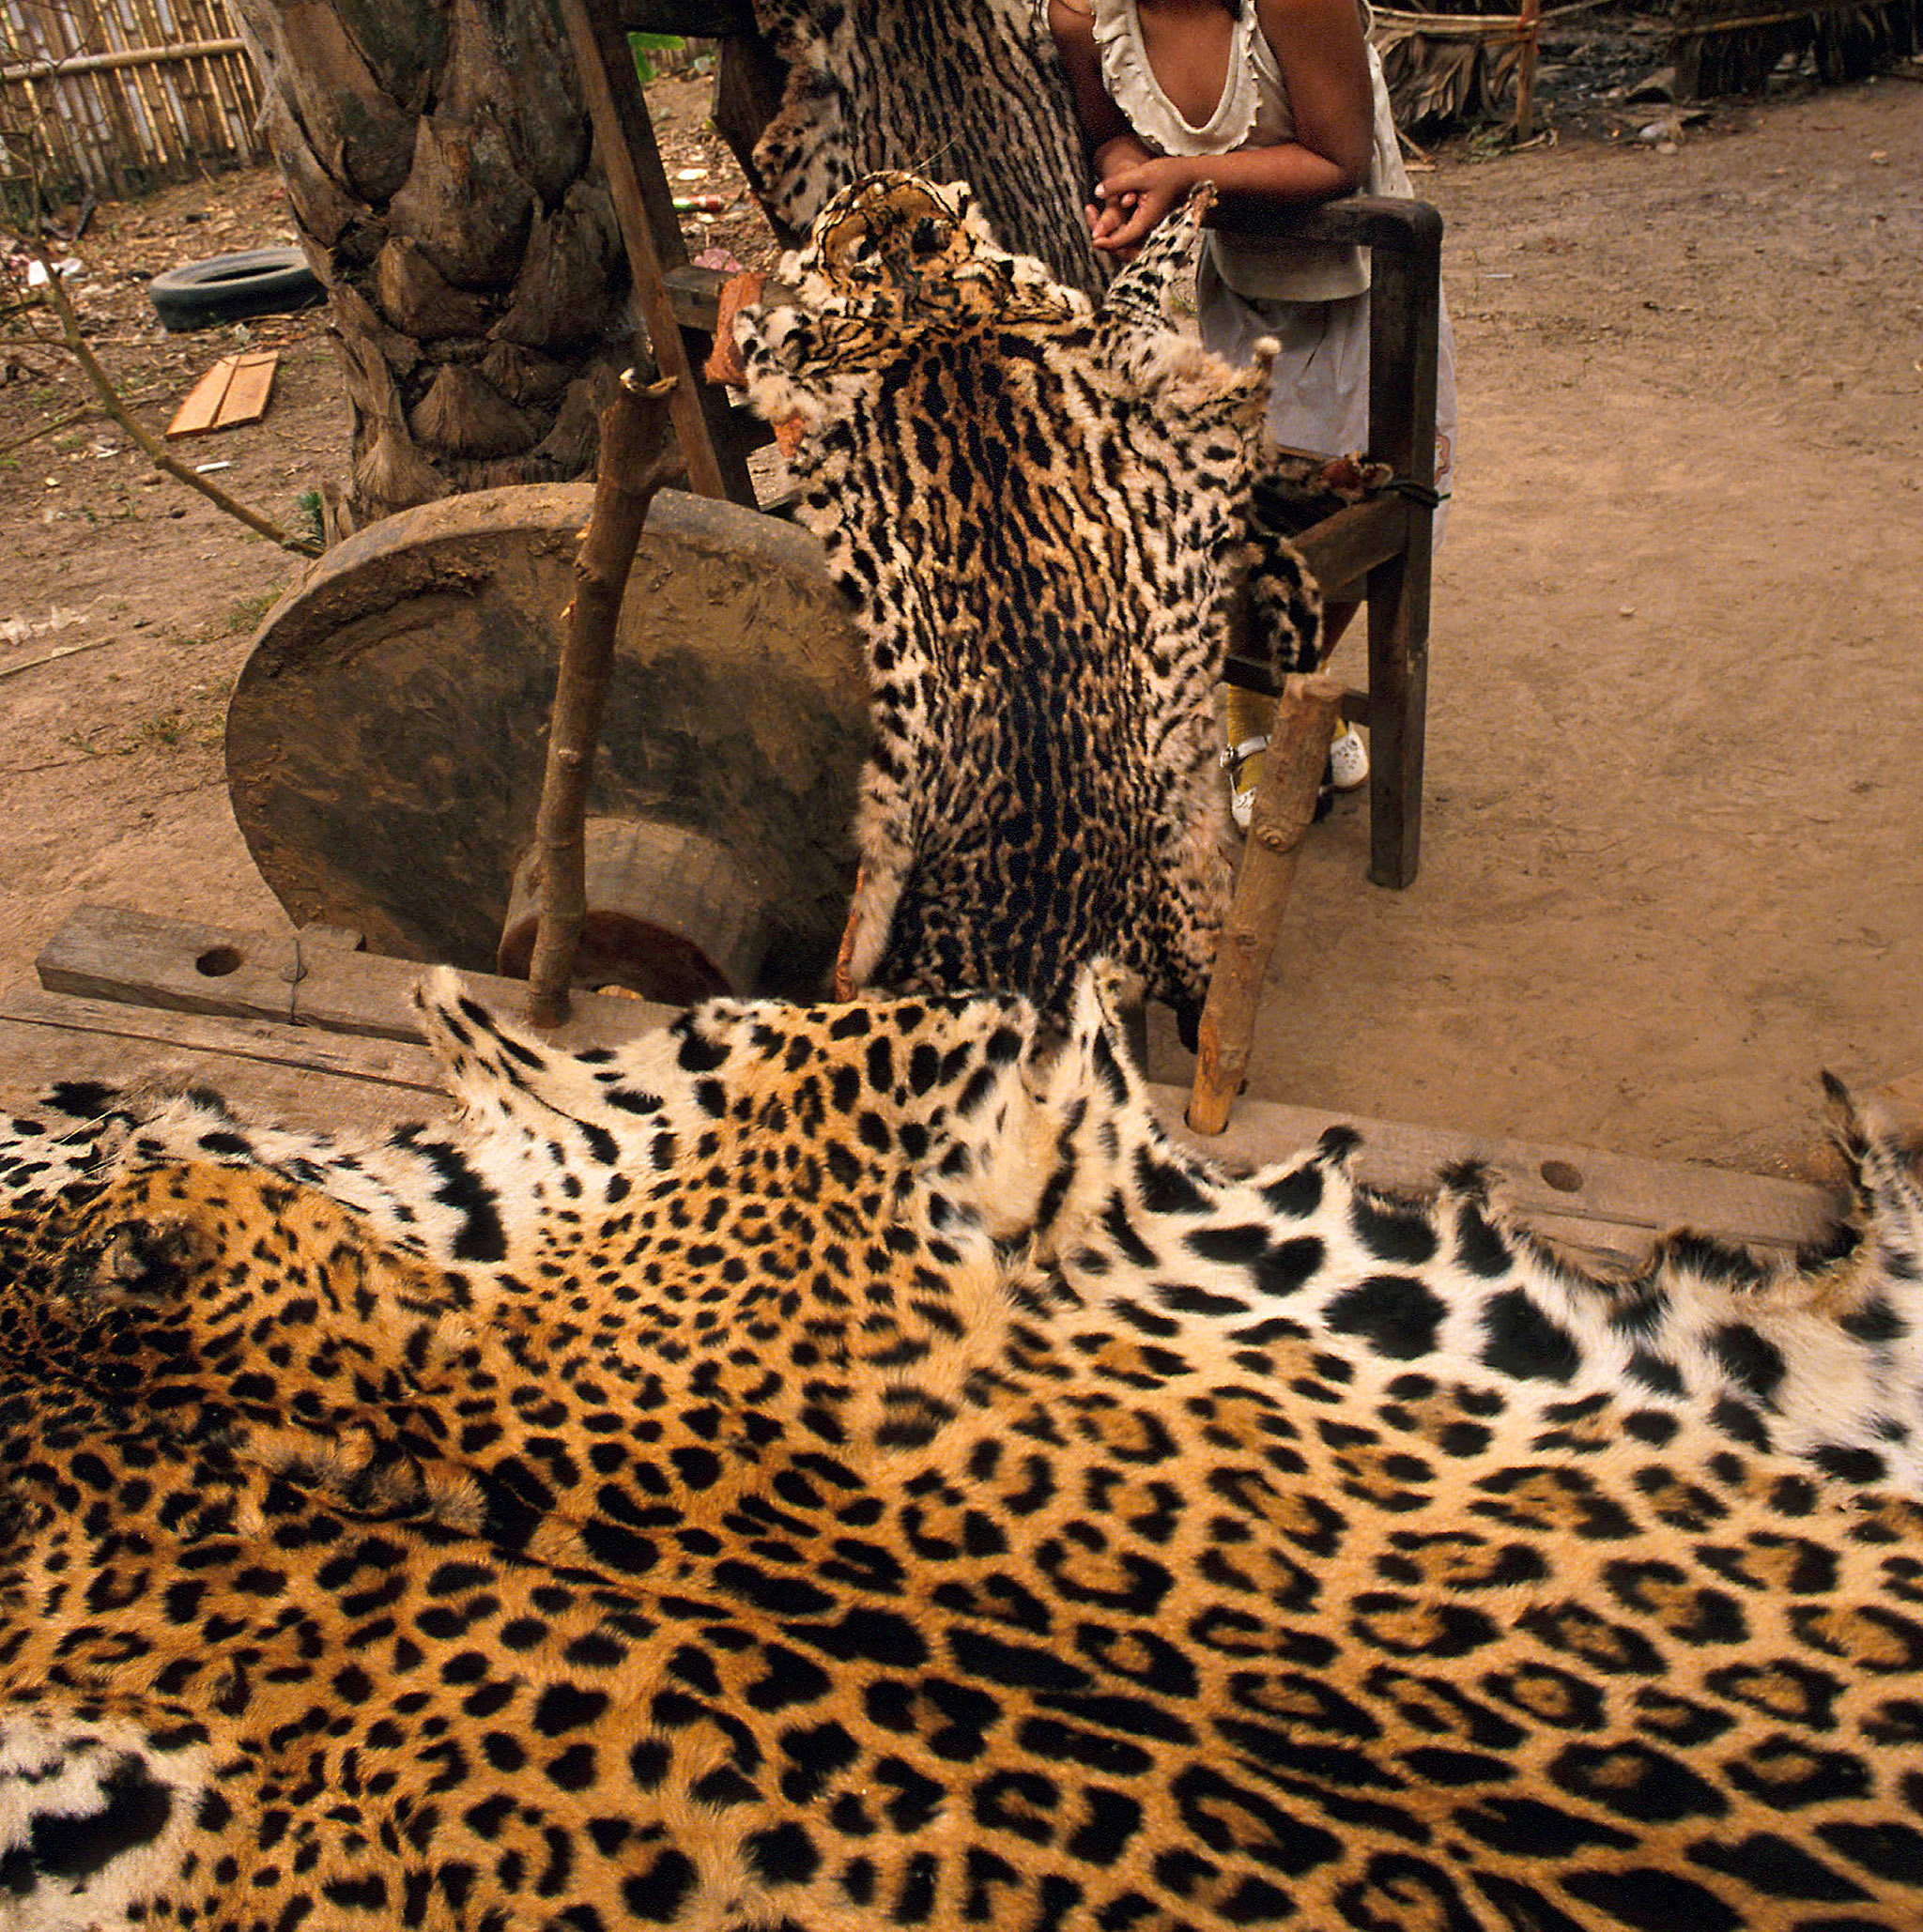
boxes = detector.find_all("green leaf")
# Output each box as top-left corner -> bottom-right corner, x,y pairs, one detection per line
629,29 -> 686,84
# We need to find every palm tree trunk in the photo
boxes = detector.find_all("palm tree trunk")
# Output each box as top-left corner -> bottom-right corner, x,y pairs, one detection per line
231,0 -> 638,528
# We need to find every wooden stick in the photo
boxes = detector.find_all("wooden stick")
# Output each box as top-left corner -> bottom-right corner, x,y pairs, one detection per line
525,373 -> 685,1027
1188,674 -> 1345,1136
1513,0 -> 1542,141
0,634 -> 117,680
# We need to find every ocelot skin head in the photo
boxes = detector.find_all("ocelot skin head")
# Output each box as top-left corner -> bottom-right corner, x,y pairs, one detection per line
4,965 -> 1923,1932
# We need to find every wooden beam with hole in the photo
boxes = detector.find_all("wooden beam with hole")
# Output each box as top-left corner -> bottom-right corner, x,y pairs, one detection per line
1157,1087 -> 1836,1265
34,904 -> 679,1045
23,905 -> 1845,1265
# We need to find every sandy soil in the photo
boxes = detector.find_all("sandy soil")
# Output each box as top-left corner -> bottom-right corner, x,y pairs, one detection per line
1,64 -> 1917,1176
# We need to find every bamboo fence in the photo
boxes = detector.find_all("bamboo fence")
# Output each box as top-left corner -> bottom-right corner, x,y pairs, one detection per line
0,0 -> 264,212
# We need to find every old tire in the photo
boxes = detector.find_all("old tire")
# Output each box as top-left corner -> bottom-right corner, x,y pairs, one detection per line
147,248 -> 325,332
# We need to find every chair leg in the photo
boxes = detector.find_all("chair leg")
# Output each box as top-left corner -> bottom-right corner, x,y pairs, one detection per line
1364,507 -> 1434,891
1189,673 -> 1344,1135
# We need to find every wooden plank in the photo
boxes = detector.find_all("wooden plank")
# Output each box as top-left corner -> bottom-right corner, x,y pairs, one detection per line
34,905 -> 681,1048
211,350 -> 277,429
1293,496 -> 1408,599
1157,1083 -> 1838,1262
1207,192 -> 1445,261
25,909 -> 1843,1266
0,991 -> 449,1135
164,353 -> 238,438
38,902 -> 300,1017
165,351 -> 278,438
1,984 -> 441,1091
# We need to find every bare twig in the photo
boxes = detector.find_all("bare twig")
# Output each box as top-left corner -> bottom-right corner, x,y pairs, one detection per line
0,391 -> 163,456
17,208 -> 321,557
0,634 -> 117,679
0,403 -> 92,455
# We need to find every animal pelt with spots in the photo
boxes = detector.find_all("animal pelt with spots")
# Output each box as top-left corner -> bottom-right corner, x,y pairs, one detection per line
746,0 -> 1106,299
734,175 -> 1321,1031
7,970 -> 1923,1930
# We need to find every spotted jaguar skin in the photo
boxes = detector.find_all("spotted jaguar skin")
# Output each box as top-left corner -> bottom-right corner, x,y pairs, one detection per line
5,967 -> 1923,1932
735,175 -> 1320,1032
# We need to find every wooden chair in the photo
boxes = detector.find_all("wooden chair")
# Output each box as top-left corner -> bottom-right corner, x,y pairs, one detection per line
1209,195 -> 1443,896
585,22 -> 1441,879
1189,195 -> 1443,1129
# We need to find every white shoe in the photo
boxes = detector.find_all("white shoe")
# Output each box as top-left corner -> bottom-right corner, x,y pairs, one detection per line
1329,725 -> 1369,791
1221,734 -> 1269,834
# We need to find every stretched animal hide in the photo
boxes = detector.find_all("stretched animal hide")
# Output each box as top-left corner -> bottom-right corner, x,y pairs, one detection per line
747,0 -> 1107,299
734,175 -> 1321,1029
6,968 -> 1923,1930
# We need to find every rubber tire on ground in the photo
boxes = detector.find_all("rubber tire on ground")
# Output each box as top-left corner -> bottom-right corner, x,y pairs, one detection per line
146,248 -> 325,332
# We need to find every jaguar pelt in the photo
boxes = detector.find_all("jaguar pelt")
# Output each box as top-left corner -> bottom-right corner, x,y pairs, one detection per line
734,176 -> 1321,1031
746,0 -> 1106,299
6,970 -> 1923,1931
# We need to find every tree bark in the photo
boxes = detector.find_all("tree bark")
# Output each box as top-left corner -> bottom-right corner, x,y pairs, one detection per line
230,0 -> 638,528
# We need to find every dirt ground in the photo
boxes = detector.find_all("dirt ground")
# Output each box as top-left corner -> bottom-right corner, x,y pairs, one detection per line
1,56 -> 1918,1178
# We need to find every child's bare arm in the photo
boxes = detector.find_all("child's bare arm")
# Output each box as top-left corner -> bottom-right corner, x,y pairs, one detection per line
1257,0 -> 1373,189
1047,0 -> 1157,240
1047,1 -> 1142,161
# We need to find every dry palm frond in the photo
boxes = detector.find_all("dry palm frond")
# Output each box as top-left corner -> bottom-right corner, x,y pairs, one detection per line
1373,16 -> 1527,126
1673,0 -> 1918,92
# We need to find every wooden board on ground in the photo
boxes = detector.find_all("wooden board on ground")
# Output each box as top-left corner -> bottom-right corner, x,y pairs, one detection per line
23,903 -> 1845,1265
164,350 -> 279,438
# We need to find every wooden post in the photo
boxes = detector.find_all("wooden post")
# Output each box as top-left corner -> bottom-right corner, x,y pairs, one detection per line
525,373 -> 685,1027
557,0 -> 756,505
1361,207 -> 1440,891
1187,674 -> 1344,1135
1513,0 -> 1542,142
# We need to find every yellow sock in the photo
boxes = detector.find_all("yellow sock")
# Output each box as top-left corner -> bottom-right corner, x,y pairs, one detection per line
1223,683 -> 1275,750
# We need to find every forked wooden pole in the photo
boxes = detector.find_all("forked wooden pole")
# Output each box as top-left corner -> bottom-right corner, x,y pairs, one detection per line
1188,673 -> 1345,1134
525,373 -> 684,1027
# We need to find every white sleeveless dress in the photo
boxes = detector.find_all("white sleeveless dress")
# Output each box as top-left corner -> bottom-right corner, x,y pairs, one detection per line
1083,0 -> 1456,532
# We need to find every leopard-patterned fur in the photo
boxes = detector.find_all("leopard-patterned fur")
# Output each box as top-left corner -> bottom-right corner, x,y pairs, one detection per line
6,971 -> 1923,1930
734,176 -> 1320,1030
746,0 -> 1106,299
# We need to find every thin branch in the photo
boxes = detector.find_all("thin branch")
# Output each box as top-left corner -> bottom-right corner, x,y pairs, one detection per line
0,634 -> 117,679
0,390 -> 166,456
525,372 -> 685,1025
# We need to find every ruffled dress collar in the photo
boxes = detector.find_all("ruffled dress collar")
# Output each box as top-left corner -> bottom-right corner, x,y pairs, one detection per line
1090,0 -> 1262,157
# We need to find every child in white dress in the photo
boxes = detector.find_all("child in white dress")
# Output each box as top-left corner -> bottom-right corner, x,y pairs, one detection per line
1042,0 -> 1457,823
